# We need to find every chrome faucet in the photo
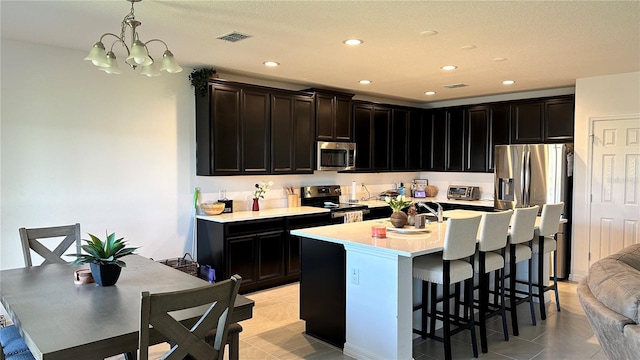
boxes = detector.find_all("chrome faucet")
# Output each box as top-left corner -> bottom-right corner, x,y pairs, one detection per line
418,201 -> 443,223
361,183 -> 371,201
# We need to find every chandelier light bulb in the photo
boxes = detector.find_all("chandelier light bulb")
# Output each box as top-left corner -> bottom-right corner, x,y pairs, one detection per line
127,40 -> 152,66
84,42 -> 109,67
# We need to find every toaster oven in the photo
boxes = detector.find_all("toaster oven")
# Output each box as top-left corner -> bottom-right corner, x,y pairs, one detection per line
447,185 -> 481,201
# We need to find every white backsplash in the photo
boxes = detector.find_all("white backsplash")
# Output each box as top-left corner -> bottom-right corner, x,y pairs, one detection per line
194,171 -> 495,212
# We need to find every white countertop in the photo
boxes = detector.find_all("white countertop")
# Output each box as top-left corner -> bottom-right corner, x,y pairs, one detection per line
197,197 -> 495,223
290,209 -> 564,258
197,206 -> 330,223
291,219 -> 449,257
359,197 -> 494,208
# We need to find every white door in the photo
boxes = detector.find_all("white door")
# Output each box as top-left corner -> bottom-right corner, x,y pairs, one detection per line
589,116 -> 640,265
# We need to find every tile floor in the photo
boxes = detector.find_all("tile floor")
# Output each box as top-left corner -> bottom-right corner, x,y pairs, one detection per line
132,280 -> 605,359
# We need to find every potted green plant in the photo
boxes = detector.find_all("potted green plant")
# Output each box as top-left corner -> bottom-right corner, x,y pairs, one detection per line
68,232 -> 138,286
189,67 -> 217,96
385,195 -> 413,228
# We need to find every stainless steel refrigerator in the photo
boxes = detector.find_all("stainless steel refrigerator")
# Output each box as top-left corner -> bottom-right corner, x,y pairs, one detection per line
494,143 -> 573,279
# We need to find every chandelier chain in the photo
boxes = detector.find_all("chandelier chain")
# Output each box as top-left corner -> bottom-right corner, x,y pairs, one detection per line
120,2 -> 136,43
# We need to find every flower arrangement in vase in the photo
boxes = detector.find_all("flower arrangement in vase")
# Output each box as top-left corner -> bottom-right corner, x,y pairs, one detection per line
252,180 -> 273,211
385,195 -> 413,228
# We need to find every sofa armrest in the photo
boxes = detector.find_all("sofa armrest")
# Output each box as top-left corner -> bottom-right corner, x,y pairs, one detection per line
578,278 -> 640,360
578,279 -> 634,332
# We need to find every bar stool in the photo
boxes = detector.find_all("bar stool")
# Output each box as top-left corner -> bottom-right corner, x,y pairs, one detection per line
531,202 -> 564,320
474,210 -> 513,353
503,205 -> 539,336
413,215 -> 482,360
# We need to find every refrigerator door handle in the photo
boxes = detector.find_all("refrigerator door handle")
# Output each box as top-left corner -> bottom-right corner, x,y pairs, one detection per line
523,148 -> 531,207
519,149 -> 526,206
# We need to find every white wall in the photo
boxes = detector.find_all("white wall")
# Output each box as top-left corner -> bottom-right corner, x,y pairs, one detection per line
0,40 -> 437,270
1,39 -> 195,269
571,71 -> 640,280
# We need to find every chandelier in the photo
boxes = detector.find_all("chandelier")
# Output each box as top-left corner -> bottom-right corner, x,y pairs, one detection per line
84,0 -> 182,76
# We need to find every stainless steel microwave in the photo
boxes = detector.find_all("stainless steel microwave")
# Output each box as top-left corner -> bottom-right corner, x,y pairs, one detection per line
317,142 -> 356,171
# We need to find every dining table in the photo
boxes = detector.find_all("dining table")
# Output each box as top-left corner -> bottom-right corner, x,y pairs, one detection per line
0,254 -> 254,360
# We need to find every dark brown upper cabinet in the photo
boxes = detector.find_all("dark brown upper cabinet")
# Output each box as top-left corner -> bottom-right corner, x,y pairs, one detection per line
512,95 -> 574,144
195,80 -> 314,176
465,106 -> 490,172
544,96 -> 575,143
313,90 -> 354,141
488,104 -> 511,172
353,102 -> 391,171
390,108 -> 409,171
428,110 -> 445,171
427,107 -> 464,172
407,110 -> 426,171
242,88 -> 271,174
271,92 -> 315,174
446,108 -> 465,172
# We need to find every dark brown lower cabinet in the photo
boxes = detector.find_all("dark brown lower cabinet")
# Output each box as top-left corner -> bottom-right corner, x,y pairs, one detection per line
363,206 -> 392,220
197,213 -> 330,293
256,231 -> 285,281
300,237 -> 346,348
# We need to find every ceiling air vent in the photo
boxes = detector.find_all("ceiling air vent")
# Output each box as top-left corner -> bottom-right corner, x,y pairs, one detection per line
444,83 -> 468,89
216,32 -> 252,43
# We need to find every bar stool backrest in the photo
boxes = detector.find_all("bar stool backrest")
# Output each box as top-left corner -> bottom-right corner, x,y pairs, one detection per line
477,210 -> 513,252
536,202 -> 564,237
443,215 -> 482,261
508,206 -> 539,245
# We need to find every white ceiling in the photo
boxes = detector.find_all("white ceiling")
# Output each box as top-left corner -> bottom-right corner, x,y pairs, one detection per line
2,0 -> 639,105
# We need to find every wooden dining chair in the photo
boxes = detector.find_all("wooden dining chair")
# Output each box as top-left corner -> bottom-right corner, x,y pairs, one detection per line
2,223 -> 82,360
19,223 -> 81,267
139,275 -> 242,360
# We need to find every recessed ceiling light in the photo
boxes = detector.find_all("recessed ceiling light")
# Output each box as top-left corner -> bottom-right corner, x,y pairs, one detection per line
502,80 -> 515,85
359,80 -> 372,84
493,57 -> 508,62
461,45 -> 476,50
425,91 -> 436,96
420,30 -> 438,36
441,65 -> 457,71
263,61 -> 280,67
343,39 -> 363,45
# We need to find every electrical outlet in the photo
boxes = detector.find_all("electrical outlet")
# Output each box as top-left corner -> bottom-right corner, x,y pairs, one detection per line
351,268 -> 359,285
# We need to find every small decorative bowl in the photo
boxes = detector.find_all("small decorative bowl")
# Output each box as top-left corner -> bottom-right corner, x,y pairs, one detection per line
425,185 -> 439,197
200,201 -> 225,215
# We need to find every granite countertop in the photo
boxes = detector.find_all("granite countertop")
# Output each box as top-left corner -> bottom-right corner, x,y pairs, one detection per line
196,206 -> 330,223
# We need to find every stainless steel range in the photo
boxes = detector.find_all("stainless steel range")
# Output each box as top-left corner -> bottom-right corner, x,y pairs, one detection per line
301,185 -> 369,223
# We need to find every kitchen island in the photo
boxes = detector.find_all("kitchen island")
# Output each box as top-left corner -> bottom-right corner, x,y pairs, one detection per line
292,218 -> 451,360
292,209 -> 560,360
